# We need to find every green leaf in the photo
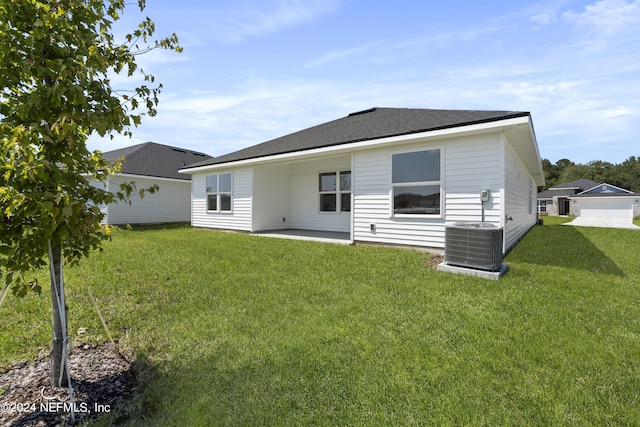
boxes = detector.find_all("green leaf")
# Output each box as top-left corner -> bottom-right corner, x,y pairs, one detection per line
62,206 -> 73,217
0,0 -> 181,300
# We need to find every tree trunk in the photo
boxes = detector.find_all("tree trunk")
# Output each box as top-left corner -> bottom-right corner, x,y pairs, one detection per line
49,241 -> 70,388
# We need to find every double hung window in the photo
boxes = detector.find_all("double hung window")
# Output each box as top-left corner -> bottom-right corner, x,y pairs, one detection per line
206,173 -> 232,212
537,200 -> 547,213
319,171 -> 351,212
391,149 -> 441,215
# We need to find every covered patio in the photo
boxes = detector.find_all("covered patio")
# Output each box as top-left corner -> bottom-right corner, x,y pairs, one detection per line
252,229 -> 353,244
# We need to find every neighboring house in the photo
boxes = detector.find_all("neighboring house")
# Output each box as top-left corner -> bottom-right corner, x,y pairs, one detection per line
536,179 -> 599,216
92,142 -> 212,225
569,183 -> 640,223
179,107 -> 545,252
538,179 -> 640,223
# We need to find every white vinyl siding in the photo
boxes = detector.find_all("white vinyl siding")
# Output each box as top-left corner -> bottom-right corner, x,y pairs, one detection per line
352,150 -> 395,240
444,135 -> 502,224
191,167 -> 252,231
353,135 -> 503,249
185,121 -> 542,253
87,178 -> 109,223
253,164 -> 292,230
103,175 -> 192,225
289,157 -> 351,232
503,137 -> 537,251
353,142 -> 445,248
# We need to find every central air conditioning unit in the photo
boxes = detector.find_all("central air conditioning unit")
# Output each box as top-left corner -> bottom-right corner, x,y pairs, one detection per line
445,222 -> 504,271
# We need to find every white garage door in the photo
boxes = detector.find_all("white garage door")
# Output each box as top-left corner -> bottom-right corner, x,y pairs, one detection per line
578,198 -> 633,218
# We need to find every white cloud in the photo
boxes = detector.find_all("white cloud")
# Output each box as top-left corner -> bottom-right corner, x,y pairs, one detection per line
562,0 -> 640,50
303,41 -> 382,69
87,1 -> 640,165
563,0 -> 640,34
209,0 -> 339,43
530,11 -> 557,26
87,68 -> 639,164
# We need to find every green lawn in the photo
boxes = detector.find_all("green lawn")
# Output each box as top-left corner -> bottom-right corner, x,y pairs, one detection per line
2,222 -> 640,425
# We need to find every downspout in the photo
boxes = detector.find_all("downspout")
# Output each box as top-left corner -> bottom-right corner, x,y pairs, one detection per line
350,152 -> 355,242
288,165 -> 293,230
499,134 -> 507,254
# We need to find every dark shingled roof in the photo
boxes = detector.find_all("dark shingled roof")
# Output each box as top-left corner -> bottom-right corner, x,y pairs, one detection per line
537,179 -> 600,199
184,107 -> 530,169
550,179 -> 600,191
572,183 -> 640,198
538,179 -> 640,198
102,142 -> 212,180
537,188 -> 573,198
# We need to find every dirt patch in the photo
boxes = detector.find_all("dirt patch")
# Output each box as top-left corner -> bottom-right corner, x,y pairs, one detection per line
424,254 -> 445,270
0,343 -> 137,426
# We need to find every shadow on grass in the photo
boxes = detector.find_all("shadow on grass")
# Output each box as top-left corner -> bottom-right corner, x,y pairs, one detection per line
507,224 -> 625,276
90,352 -> 162,426
113,222 -> 191,232
132,345 -> 387,426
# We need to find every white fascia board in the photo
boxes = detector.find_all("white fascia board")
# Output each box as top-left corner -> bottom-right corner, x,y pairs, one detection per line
81,172 -> 190,184
570,195 -> 639,200
180,116 -> 531,174
578,182 -> 633,195
109,173 -> 191,183
527,117 -> 545,187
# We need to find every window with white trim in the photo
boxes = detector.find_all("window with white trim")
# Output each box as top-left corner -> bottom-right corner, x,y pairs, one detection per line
319,171 -> 351,212
537,200 -> 547,213
391,149 -> 441,215
206,173 -> 232,212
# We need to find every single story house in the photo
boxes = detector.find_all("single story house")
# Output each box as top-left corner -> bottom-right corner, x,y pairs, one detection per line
180,107 -> 545,253
537,179 -> 599,216
569,183 -> 640,224
93,142 -> 212,224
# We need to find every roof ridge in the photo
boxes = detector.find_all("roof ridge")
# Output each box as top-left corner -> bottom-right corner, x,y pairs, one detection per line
183,107 -> 530,169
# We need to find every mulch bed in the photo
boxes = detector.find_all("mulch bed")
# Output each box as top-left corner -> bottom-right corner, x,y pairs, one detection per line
0,343 -> 137,426
424,254 -> 445,270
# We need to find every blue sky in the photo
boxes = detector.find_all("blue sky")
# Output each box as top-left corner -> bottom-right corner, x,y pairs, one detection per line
87,0 -> 640,165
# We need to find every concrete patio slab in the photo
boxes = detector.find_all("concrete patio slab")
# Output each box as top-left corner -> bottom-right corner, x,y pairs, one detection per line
436,262 -> 509,280
564,217 -> 640,230
253,229 -> 353,244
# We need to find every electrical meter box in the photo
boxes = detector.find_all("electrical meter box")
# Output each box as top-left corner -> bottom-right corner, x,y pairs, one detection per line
480,189 -> 490,202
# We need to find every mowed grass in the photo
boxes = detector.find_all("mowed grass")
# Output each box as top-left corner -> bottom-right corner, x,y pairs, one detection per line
2,221 -> 640,425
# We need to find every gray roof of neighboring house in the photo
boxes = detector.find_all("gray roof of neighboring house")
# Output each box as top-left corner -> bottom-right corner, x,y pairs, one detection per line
571,183 -> 640,198
537,189 -> 575,198
183,107 -> 531,169
551,179 -> 600,191
102,142 -> 212,180
537,179 -> 600,199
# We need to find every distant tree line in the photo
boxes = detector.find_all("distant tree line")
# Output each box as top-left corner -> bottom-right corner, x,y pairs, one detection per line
541,156 -> 640,193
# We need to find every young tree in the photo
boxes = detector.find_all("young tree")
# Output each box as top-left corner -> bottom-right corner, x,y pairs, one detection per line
0,0 -> 181,387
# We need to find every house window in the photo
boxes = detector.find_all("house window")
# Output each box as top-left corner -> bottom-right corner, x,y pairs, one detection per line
206,173 -> 232,212
392,149 -> 441,215
537,200 -> 547,213
319,171 -> 351,212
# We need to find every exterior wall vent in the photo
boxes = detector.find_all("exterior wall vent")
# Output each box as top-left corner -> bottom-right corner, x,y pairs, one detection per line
444,222 -> 504,271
